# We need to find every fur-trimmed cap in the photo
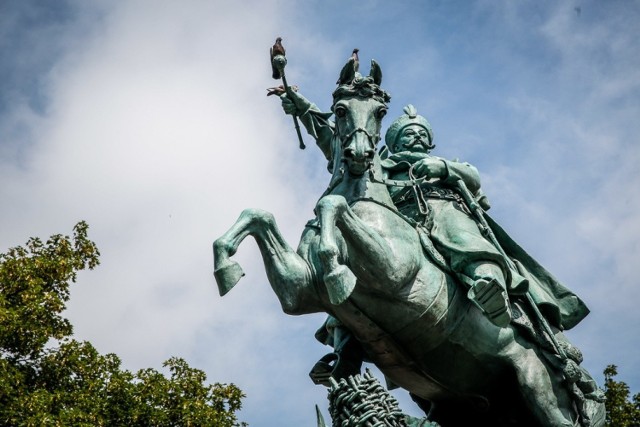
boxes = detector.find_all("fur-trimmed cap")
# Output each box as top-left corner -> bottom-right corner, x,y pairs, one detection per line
384,104 -> 433,148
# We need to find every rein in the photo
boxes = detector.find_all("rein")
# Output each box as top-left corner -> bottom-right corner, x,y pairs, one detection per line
368,167 -> 429,188
368,162 -> 431,215
323,161 -> 432,204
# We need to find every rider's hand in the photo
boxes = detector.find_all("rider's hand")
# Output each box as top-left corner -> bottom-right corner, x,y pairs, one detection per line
280,91 -> 312,116
413,158 -> 447,179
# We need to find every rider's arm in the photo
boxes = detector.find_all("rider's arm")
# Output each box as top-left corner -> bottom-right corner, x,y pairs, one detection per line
413,156 -> 481,193
441,159 -> 480,193
441,159 -> 491,210
280,92 -> 335,162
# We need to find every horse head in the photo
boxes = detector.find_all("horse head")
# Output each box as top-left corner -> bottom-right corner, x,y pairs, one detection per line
331,59 -> 391,176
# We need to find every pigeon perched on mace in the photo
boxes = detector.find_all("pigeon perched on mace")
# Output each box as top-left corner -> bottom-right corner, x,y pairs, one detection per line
270,37 -> 305,149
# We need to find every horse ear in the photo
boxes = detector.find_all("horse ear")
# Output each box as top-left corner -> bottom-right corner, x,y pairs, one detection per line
337,57 -> 357,85
369,59 -> 382,86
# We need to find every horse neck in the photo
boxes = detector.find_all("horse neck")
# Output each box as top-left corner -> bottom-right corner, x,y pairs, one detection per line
329,152 -> 395,207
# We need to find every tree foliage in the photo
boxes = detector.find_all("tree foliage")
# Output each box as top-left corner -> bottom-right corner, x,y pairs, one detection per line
603,364 -> 640,427
0,222 -> 246,426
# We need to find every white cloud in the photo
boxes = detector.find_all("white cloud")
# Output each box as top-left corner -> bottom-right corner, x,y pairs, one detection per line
0,1 -> 335,423
2,1 -> 640,424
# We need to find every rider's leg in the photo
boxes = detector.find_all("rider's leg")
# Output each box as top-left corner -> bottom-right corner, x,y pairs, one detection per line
464,261 -> 512,327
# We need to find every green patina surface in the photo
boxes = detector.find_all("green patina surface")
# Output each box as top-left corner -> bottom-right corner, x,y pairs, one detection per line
214,43 -> 605,427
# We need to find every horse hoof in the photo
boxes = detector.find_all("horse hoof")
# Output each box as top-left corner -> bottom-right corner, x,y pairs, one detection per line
214,260 -> 245,296
325,265 -> 357,305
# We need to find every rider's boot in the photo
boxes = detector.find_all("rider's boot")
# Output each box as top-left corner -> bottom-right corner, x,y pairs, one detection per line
461,262 -> 512,327
468,278 -> 512,327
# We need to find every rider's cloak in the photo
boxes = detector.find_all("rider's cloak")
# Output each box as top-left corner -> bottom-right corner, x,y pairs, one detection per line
484,213 -> 589,330
380,151 -> 589,331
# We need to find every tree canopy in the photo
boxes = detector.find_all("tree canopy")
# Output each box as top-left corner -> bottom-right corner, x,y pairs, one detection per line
0,222 -> 245,426
603,364 -> 640,427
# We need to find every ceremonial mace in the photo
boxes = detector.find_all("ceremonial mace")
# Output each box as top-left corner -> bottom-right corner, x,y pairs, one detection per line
270,37 -> 305,149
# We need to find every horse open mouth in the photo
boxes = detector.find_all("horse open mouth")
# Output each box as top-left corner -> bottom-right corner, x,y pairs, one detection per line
343,150 -> 374,176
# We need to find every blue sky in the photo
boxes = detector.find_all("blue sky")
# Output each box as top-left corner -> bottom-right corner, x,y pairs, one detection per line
1,0 -> 639,425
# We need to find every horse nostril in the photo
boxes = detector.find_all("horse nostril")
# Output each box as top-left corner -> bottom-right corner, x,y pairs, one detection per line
344,148 -> 355,159
365,150 -> 375,160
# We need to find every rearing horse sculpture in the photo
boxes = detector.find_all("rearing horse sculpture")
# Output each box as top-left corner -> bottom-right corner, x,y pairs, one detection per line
214,60 -> 599,426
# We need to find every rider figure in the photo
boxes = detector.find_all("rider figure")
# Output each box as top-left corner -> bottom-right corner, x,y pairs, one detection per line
380,104 -> 528,327
282,92 -> 523,327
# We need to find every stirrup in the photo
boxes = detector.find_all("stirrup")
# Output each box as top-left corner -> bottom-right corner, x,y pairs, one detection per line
468,278 -> 512,327
309,353 -> 340,386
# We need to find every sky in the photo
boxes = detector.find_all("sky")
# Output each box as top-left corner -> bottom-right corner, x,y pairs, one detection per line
1,0 -> 639,424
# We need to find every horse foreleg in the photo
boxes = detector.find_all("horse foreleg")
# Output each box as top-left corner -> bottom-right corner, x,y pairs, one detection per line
213,208 -> 319,314
315,196 -> 358,305
316,195 -> 421,306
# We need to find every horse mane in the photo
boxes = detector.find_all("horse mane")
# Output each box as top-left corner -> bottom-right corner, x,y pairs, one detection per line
332,76 -> 391,106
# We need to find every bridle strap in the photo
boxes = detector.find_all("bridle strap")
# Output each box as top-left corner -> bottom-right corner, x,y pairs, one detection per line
340,127 -> 378,148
